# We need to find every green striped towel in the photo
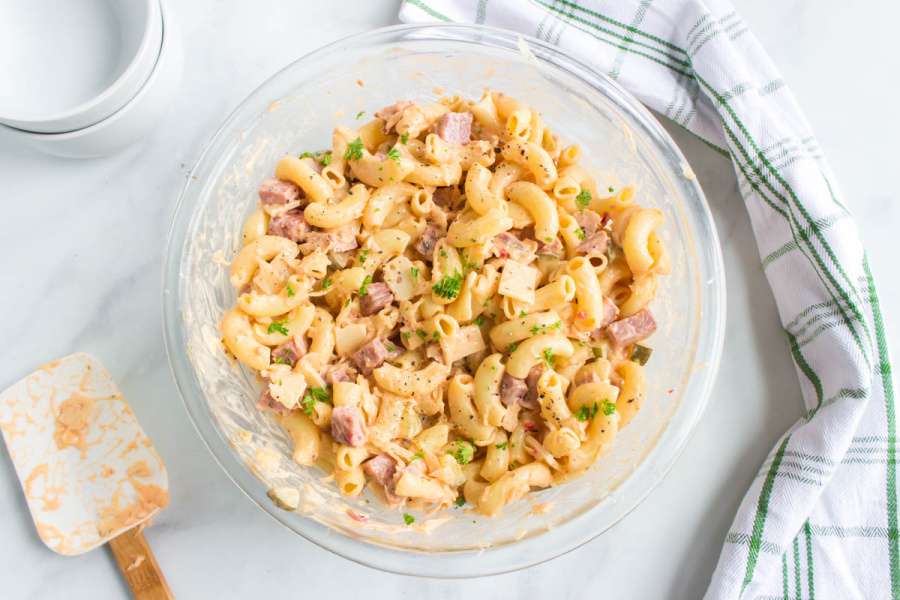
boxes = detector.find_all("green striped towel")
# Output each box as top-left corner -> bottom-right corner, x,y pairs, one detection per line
399,1 -> 897,598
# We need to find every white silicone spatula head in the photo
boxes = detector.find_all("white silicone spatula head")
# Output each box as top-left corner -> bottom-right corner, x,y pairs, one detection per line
0,352 -> 169,556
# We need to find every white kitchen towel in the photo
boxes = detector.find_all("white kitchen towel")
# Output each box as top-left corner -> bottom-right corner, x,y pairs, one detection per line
399,1 -> 898,598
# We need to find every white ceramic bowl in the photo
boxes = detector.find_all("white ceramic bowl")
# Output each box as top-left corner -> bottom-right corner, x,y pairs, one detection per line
0,0 -> 181,159
0,0 -> 162,133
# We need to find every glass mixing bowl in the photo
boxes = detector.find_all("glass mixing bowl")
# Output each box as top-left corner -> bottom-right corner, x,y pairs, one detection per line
162,23 -> 725,577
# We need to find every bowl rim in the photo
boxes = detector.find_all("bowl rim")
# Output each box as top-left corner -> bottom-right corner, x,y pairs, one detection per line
162,22 -> 726,578
0,0 -> 162,132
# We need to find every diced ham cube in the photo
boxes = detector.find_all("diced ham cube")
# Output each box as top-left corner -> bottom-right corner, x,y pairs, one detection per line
432,187 -> 461,210
590,298 -> 620,340
300,224 -> 358,254
500,373 -> 528,407
414,225 -> 443,258
359,282 -> 394,316
363,454 -> 396,488
375,100 -> 414,133
435,112 -> 473,145
575,209 -> 604,238
607,309 -> 657,348
350,338 -> 390,375
268,209 -> 309,242
523,365 -> 543,410
258,178 -> 302,205
577,230 -> 609,256
537,237 -> 564,257
492,232 -> 537,264
331,406 -> 367,447
325,361 -> 356,385
272,340 -> 303,367
257,388 -> 288,414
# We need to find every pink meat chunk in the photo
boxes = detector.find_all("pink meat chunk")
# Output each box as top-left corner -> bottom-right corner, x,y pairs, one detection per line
257,388 -> 288,414
435,112 -> 473,145
331,405 -> 367,447
432,186 -> 460,210
375,100 -> 414,133
577,230 -> 609,256
575,209 -> 604,238
258,178 -> 302,205
500,373 -> 528,407
325,361 -> 356,385
301,224 -> 358,253
414,224 -> 443,258
590,298 -> 620,340
268,209 -> 309,242
492,232 -> 536,264
359,282 -> 394,316
271,340 -> 303,367
537,237 -> 564,257
350,338 -> 390,375
607,309 -> 657,347
363,454 -> 397,487
523,364 -> 543,410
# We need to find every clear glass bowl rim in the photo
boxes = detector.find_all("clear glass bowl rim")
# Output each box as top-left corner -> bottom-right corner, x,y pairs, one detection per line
162,22 -> 726,578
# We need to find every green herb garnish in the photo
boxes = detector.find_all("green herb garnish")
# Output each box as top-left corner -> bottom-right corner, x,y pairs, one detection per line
530,324 -> 541,335
447,440 -> 474,465
541,347 -> 556,367
576,189 -> 592,210
432,271 -> 463,300
344,137 -> 364,161
416,329 -> 428,340
321,152 -> 332,166
601,400 -> 617,416
358,249 -> 369,264
410,266 -> 419,281
321,278 -> 332,290
474,314 -> 485,327
403,513 -> 415,525
495,441 -> 508,450
267,321 -> 289,336
575,402 -> 599,422
402,331 -> 412,341
454,495 -> 466,507
286,283 -> 296,297
358,274 -> 373,296
299,151 -> 314,159
300,386 -> 331,415
507,342 -> 519,354
574,227 -> 586,241
400,132 -> 409,144
386,147 -> 401,163
355,110 -> 365,120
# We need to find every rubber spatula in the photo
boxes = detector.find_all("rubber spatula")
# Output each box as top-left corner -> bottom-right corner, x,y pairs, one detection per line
0,353 -> 173,599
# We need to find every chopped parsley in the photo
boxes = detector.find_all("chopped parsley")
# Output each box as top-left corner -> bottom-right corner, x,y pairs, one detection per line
344,137 -> 364,161
432,271 -> 463,300
285,283 -> 296,297
416,328 -> 428,340
267,321 -> 289,336
321,151 -> 332,166
541,347 -> 556,367
355,110 -> 365,119
400,132 -> 409,144
592,347 -> 605,359
385,342 -> 397,352
358,249 -> 369,264
432,330 -> 440,342
576,189 -> 592,210
507,342 -> 519,354
574,227 -> 586,241
454,495 -> 466,508
495,441 -> 508,450
410,266 -> 419,281
299,151 -> 315,159
462,260 -> 481,274
474,314 -> 485,327
447,440 -> 474,465
301,386 -> 331,415
575,402 -> 598,422
273,355 -> 291,365
402,331 -> 412,341
530,324 -> 541,335
403,513 -> 415,525
601,400 -> 617,416
358,274 -> 373,296
519,310 -> 527,317
321,278 -> 332,290
439,249 -> 448,259
386,147 -> 401,163
608,186 -> 615,193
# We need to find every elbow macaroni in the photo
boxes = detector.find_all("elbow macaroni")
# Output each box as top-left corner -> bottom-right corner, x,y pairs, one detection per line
219,90 -> 669,517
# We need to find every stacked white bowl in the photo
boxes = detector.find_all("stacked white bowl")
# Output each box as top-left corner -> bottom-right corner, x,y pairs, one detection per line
0,0 -> 182,158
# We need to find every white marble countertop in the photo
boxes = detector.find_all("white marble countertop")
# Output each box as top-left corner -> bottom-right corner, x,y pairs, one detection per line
1,1 -> 897,598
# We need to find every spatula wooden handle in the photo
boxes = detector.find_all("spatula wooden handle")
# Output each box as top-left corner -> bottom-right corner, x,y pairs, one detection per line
108,526 -> 173,599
